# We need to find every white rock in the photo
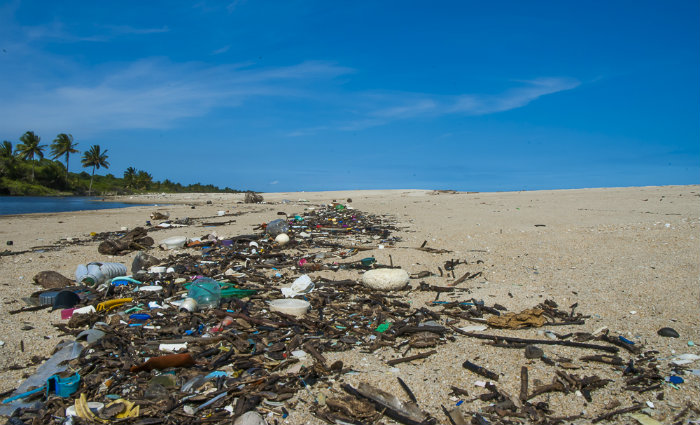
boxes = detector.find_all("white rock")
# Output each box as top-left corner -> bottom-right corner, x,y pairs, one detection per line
361,268 -> 409,291
234,411 -> 267,425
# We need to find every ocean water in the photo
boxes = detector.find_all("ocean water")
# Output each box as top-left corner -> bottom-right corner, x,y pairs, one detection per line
0,196 -> 154,216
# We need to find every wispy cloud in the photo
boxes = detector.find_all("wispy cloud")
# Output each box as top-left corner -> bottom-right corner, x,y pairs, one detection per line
335,77 -> 580,131
212,45 -> 231,55
0,59 -> 354,136
451,77 -> 580,115
101,25 -> 170,35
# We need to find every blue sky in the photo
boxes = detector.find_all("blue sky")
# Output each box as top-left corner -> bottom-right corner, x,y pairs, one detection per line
1,1 -> 698,192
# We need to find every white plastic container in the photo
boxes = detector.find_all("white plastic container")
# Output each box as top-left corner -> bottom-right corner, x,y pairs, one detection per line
75,262 -> 127,286
160,236 -> 187,249
268,299 -> 310,317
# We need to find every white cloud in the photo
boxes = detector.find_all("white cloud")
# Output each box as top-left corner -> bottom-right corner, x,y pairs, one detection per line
451,77 -> 580,115
335,77 -> 580,131
212,45 -> 231,55
101,25 -> 170,35
0,59 -> 354,136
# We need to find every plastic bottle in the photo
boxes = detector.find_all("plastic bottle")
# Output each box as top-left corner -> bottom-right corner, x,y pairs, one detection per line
266,219 -> 290,236
187,278 -> 221,309
75,262 -> 127,286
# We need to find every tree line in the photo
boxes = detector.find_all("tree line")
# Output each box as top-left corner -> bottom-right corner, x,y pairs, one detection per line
0,131 -> 241,196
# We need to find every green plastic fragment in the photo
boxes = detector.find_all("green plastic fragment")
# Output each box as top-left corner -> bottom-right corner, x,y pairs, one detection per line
376,322 -> 391,333
361,257 -> 376,266
688,341 -> 695,347
124,305 -> 144,313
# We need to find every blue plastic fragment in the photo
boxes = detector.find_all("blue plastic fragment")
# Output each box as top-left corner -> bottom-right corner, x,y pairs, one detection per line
618,336 -> 635,345
129,313 -> 151,321
46,373 -> 80,397
668,375 -> 684,384
456,400 -> 464,406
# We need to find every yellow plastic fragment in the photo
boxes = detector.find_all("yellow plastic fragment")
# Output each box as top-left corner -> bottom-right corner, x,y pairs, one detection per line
96,298 -> 133,312
74,393 -> 107,423
106,398 -> 140,419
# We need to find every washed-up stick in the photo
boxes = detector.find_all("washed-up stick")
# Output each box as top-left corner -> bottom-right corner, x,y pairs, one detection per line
527,380 -> 565,400
462,360 -> 499,381
450,386 -> 469,397
387,350 -> 437,366
580,354 -> 624,365
591,403 -> 645,423
397,377 -> 417,403
451,328 -> 619,353
451,271 -> 482,286
597,333 -> 641,354
519,366 -> 528,401
9,305 -> 51,315
395,325 -> 447,336
303,342 -> 328,368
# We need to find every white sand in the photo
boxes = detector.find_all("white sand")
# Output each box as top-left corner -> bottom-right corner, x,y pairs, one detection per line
0,185 -> 698,423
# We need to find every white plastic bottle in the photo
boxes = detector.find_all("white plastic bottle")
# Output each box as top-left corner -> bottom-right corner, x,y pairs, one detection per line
75,262 -> 127,286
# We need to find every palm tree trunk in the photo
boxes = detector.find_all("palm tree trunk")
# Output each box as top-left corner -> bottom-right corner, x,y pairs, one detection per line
89,166 -> 95,195
31,162 -> 35,182
65,153 -> 70,180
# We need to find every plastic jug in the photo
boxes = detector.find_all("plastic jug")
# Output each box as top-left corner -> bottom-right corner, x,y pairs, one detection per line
266,219 -> 290,236
75,262 -> 127,286
187,278 -> 222,309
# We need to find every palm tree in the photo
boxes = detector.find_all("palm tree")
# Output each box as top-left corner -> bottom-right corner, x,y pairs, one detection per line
16,131 -> 46,182
0,141 -> 14,177
0,141 -> 13,157
81,145 -> 110,195
50,133 -> 79,179
123,166 -> 137,189
135,170 -> 153,190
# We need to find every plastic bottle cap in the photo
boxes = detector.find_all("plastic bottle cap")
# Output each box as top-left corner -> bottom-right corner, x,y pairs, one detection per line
81,277 -> 96,286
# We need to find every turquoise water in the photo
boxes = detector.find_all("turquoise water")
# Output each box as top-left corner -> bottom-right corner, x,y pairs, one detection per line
0,196 -> 153,215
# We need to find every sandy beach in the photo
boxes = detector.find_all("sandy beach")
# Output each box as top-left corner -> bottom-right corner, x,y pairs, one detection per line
1,185 -> 698,423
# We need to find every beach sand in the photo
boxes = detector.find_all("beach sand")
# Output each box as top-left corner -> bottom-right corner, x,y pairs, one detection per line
0,185 -> 698,423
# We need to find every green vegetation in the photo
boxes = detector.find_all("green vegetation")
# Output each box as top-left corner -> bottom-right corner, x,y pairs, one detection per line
0,131 -> 243,196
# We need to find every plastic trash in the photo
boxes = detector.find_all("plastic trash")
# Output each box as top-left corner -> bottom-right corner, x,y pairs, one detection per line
281,274 -> 314,298
266,219 -> 290,236
160,236 -> 187,249
75,262 -> 127,286
234,410 -> 268,425
53,290 -> 80,310
0,341 -> 83,415
187,278 -> 222,309
670,353 -> 700,365
2,373 -> 80,404
268,299 -> 310,317
76,329 -> 106,344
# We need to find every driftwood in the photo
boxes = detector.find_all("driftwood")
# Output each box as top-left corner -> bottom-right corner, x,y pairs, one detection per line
98,227 -> 154,255
452,328 -> 620,353
343,382 -> 434,425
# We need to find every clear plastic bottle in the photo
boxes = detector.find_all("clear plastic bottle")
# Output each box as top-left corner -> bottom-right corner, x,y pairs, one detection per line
266,219 -> 290,236
75,262 -> 127,286
187,278 -> 222,309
